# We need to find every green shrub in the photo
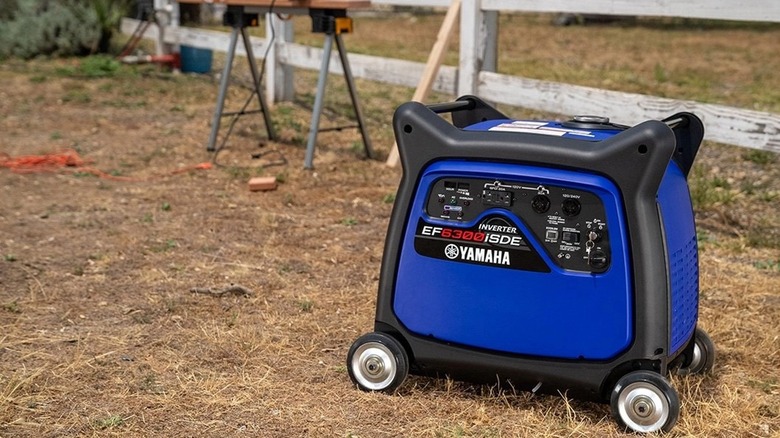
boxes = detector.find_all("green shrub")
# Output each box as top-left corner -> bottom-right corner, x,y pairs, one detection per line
0,0 -> 19,20
0,0 -> 131,59
89,0 -> 134,53
0,0 -> 97,58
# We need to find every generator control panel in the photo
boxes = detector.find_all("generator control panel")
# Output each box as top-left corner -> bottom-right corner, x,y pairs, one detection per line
424,177 -> 611,273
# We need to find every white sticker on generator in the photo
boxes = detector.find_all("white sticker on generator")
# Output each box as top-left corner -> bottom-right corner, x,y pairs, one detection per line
488,121 -> 596,138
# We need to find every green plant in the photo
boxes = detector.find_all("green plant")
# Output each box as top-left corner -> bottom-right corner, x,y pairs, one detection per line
87,0 -> 133,53
689,170 -> 737,209
77,55 -> 121,77
746,227 -> 780,250
298,299 -> 314,313
753,259 -> 780,271
62,89 -> 92,104
0,0 -> 131,59
56,55 -> 124,79
743,149 -> 776,165
93,414 -> 124,429
224,166 -> 252,180
341,217 -> 358,226
0,0 -> 99,58
653,63 -> 668,83
759,191 -> 778,203
0,0 -> 18,20
3,300 -> 21,314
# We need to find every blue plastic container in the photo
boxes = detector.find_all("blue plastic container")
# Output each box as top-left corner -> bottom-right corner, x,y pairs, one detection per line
180,45 -> 213,73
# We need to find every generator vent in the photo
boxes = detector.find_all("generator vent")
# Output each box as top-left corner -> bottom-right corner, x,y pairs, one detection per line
670,236 -> 699,353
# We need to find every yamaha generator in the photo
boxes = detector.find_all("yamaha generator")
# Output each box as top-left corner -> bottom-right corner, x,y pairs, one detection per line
347,96 -> 716,433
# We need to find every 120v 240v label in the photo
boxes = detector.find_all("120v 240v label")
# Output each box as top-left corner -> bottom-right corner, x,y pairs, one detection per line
413,217 -> 550,272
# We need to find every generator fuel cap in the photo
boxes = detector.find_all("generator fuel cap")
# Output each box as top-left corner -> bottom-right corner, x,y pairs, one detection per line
574,115 -> 610,124
563,115 -> 627,130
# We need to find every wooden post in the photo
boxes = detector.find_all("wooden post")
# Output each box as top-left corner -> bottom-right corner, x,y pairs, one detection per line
386,0 -> 462,167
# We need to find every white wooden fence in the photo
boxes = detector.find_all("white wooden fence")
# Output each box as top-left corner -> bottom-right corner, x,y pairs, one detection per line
122,0 -> 780,152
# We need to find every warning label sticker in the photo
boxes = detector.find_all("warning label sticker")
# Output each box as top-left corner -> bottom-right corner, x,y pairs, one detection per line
488,121 -> 596,138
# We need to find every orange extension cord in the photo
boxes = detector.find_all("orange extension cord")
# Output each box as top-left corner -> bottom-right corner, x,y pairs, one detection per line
0,149 -> 212,181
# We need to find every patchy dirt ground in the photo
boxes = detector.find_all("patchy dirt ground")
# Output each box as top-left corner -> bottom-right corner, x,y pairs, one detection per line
1,13 -> 779,437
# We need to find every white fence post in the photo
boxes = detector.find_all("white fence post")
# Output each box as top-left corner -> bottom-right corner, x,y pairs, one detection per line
483,10 -> 498,74
459,1 -> 499,96
265,14 -> 295,105
154,0 -> 175,56
458,0 -> 479,96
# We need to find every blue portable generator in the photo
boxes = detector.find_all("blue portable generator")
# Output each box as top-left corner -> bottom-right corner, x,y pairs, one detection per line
347,96 -> 715,433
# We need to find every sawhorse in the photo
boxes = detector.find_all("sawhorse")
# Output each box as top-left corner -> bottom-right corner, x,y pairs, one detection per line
207,8 -> 276,152
205,6 -> 374,169
304,8 -> 374,169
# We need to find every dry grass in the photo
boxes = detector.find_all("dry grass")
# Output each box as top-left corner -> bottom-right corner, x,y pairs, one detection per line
1,11 -> 779,437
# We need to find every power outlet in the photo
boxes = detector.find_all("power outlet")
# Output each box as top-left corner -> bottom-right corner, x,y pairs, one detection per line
482,190 -> 513,207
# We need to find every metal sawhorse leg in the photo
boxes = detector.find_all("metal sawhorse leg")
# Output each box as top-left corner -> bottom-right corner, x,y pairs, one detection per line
207,8 -> 275,152
304,11 -> 374,169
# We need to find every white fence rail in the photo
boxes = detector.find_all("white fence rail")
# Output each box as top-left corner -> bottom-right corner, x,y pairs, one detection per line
372,0 -> 780,22
123,1 -> 780,152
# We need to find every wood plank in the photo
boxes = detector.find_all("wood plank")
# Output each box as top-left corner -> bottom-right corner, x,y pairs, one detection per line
478,71 -> 780,153
386,0 -> 461,167
371,0 -> 452,6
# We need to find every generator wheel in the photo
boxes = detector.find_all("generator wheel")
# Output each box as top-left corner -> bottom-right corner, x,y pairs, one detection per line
610,371 -> 680,433
678,328 -> 716,376
347,332 -> 409,393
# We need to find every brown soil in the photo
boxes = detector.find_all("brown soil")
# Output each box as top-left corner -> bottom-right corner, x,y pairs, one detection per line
1,13 -> 779,437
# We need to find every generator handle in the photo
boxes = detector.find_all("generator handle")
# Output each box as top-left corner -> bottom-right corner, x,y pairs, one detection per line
426,100 -> 475,114
663,117 -> 685,128
426,95 -> 511,128
662,112 -> 704,177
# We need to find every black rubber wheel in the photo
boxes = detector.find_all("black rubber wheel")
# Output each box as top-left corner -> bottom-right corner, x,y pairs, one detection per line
610,371 -> 680,434
678,327 -> 716,376
347,332 -> 409,393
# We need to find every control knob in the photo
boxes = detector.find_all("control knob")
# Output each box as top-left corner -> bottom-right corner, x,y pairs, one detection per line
588,250 -> 608,270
